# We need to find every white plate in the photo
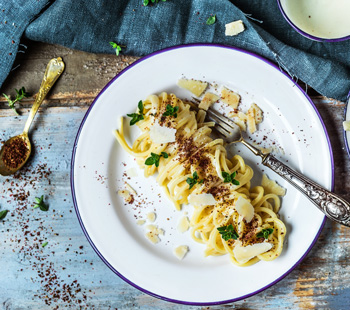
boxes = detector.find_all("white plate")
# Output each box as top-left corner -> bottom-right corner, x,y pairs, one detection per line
71,44 -> 332,305
345,97 -> 350,158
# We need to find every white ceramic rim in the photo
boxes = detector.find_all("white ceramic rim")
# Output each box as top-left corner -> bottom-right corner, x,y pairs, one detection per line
70,44 -> 333,305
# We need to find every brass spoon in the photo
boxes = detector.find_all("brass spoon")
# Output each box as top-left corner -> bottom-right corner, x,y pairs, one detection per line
0,57 -> 65,176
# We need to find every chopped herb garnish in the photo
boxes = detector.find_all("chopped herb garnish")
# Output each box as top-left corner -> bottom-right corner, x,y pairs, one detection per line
33,195 -> 49,212
186,171 -> 204,190
222,171 -> 240,185
143,0 -> 166,6
0,210 -> 9,220
162,104 -> 179,118
42,241 -> 48,248
145,152 -> 168,167
109,41 -> 123,56
127,100 -> 144,125
256,228 -> 274,239
206,15 -> 216,25
217,224 -> 239,241
3,87 -> 29,115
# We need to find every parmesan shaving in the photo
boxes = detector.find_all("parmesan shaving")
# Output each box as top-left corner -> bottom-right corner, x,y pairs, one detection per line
233,242 -> 273,264
145,224 -> 164,244
145,231 -> 160,244
149,121 -> 176,144
125,182 -> 137,195
221,86 -> 240,109
177,216 -> 190,233
126,167 -> 138,178
147,212 -> 156,223
225,20 -> 245,36
262,174 -> 286,196
136,219 -> 145,226
188,193 -> 216,206
247,103 -> 263,133
117,189 -> 134,204
235,196 -> 254,223
199,92 -> 220,110
173,245 -> 189,260
246,113 -> 256,134
177,79 -> 208,97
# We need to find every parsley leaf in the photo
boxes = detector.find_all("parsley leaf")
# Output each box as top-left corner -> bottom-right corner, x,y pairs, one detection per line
256,228 -> 274,239
2,87 -> 29,115
109,41 -> 123,56
206,15 -> 216,25
186,171 -> 204,190
217,224 -> 239,241
143,0 -> 167,6
145,152 -> 169,167
42,241 -> 48,248
33,195 -> 49,212
127,100 -> 144,125
222,171 -> 240,185
0,210 -> 9,220
162,104 -> 179,118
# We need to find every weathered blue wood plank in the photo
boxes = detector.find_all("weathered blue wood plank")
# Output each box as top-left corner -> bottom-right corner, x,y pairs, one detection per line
0,105 -> 349,310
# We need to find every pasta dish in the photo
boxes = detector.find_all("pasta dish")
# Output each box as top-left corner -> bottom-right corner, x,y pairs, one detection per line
114,91 -> 286,267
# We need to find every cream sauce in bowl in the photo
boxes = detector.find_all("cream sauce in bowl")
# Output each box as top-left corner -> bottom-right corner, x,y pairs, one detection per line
278,0 -> 350,41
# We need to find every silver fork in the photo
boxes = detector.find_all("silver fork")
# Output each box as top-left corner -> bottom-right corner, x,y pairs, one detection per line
190,101 -> 350,227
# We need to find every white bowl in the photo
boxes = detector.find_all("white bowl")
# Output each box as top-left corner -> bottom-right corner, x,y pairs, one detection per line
277,0 -> 350,42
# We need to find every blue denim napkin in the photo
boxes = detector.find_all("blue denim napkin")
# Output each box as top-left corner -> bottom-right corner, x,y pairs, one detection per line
1,0 -> 349,101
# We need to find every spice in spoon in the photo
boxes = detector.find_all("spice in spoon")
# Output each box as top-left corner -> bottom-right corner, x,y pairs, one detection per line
2,136 -> 29,169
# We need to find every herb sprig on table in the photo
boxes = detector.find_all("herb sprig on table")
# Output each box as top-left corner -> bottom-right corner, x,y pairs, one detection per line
143,0 -> 167,6
2,87 -> 29,115
145,152 -> 169,167
206,15 -> 216,25
222,171 -> 240,185
109,42 -> 123,56
162,104 -> 179,118
217,224 -> 239,241
33,195 -> 49,212
256,228 -> 273,239
127,100 -> 144,125
186,171 -> 204,190
0,210 -> 9,220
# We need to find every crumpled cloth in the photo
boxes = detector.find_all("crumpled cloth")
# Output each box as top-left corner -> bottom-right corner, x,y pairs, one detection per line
1,0 -> 349,101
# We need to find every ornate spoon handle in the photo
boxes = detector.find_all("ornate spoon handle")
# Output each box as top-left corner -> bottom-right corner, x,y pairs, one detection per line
262,154 -> 350,226
23,57 -> 65,135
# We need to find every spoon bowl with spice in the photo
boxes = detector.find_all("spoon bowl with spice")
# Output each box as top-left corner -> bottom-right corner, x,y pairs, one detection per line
0,57 -> 65,176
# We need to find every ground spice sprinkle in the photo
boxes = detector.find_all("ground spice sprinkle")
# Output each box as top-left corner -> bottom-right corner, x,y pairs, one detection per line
2,136 -> 29,169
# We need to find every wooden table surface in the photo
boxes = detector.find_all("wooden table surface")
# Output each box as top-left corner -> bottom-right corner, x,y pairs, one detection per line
0,42 -> 349,310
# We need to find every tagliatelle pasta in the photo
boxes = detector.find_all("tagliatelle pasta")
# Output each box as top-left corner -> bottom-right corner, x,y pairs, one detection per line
114,92 -> 286,267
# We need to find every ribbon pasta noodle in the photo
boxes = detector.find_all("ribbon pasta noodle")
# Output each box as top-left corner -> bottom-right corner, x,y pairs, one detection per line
115,92 -> 286,267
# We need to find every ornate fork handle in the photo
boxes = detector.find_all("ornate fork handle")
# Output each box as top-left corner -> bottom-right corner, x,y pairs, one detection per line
263,154 -> 350,227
